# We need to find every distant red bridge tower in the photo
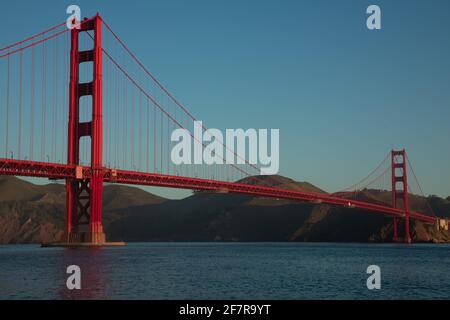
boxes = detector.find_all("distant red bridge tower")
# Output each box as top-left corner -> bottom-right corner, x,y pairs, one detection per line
391,149 -> 411,244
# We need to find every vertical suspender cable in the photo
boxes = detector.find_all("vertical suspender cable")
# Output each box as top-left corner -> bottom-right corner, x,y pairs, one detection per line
5,54 -> 10,158
19,50 -> 23,159
30,46 -> 35,159
42,38 -> 47,161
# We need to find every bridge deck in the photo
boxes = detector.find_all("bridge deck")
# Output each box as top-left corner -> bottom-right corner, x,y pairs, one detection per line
0,158 -> 436,224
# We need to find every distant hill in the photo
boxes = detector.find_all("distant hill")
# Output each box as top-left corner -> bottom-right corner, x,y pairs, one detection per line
103,184 -> 166,211
0,176 -> 62,202
0,175 -> 449,244
237,175 -> 327,194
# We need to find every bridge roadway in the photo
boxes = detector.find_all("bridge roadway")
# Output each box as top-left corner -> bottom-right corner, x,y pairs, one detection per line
0,158 -> 436,224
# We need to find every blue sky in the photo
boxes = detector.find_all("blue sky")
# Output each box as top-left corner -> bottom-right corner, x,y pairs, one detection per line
2,0 -> 450,198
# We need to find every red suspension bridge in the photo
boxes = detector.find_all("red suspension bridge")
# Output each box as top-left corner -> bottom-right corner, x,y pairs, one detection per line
0,14 -> 441,245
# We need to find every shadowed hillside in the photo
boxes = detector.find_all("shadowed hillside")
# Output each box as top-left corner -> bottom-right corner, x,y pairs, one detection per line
0,175 -> 449,244
107,175 -> 450,243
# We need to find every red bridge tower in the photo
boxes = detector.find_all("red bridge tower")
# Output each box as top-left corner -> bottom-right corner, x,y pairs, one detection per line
65,15 -> 105,245
391,149 -> 411,244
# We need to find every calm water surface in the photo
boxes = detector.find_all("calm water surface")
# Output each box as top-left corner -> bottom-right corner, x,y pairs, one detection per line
0,242 -> 449,299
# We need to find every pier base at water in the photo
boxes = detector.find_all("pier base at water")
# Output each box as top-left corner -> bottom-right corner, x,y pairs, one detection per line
41,242 -> 125,248
41,231 -> 125,247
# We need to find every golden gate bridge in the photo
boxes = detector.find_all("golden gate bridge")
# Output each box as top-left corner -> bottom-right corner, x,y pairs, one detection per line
0,14 -> 441,245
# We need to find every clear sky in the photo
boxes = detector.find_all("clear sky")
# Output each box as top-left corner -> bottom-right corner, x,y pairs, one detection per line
2,0 -> 450,199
